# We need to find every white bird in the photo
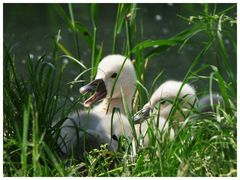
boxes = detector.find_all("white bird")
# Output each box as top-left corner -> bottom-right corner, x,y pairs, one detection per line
133,80 -> 196,145
58,54 -> 137,159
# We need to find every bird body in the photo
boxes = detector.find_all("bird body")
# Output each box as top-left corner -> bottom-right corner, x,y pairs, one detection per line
58,54 -> 136,159
134,80 -> 196,144
134,116 -> 175,146
59,109 -> 132,158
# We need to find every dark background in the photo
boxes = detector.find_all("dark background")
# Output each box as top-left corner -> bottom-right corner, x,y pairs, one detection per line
4,3 -> 237,96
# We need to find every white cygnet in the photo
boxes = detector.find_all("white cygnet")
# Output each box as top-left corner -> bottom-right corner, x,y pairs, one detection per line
59,55 -> 137,159
137,80 -> 196,122
133,80 -> 196,145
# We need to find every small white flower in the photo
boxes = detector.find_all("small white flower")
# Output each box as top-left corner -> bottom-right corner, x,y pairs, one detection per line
155,14 -> 162,21
29,54 -> 34,59
70,97 -> 74,101
63,58 -> 69,64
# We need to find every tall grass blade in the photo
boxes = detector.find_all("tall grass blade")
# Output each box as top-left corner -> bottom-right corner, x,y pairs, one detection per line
60,55 -> 87,69
91,27 -> 97,80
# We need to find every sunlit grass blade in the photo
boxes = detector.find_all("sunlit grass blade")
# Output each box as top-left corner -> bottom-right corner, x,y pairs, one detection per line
60,55 -> 87,69
217,14 -> 236,90
91,4 -> 98,27
132,23 -> 206,59
112,4 -> 132,53
53,4 -> 94,50
211,65 -> 231,110
91,26 -> 97,80
42,142 -> 65,176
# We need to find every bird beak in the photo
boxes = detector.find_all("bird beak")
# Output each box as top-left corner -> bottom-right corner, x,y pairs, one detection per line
79,79 -> 107,107
133,107 -> 151,124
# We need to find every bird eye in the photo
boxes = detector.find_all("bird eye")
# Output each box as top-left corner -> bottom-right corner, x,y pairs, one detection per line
111,73 -> 117,78
160,100 -> 166,104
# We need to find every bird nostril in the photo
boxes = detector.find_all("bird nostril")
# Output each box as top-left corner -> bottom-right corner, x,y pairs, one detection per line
142,107 -> 150,116
92,81 -> 99,87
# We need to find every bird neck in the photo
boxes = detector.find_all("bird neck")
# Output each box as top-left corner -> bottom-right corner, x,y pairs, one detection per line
93,97 -> 132,115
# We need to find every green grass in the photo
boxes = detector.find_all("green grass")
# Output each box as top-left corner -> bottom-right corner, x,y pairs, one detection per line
3,3 -> 237,176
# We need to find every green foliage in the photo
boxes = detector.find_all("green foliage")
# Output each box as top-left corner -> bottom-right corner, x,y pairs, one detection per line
3,44 -> 73,176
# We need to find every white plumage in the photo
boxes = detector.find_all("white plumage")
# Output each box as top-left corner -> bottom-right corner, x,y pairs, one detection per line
134,80 -> 196,145
146,80 -> 196,121
58,55 -> 136,159
59,55 -> 198,158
